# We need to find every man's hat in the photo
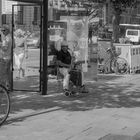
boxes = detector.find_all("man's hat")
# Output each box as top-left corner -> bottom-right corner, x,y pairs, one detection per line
61,40 -> 68,47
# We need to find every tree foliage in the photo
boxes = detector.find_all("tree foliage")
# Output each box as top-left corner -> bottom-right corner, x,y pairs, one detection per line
111,0 -> 137,12
109,0 -> 138,43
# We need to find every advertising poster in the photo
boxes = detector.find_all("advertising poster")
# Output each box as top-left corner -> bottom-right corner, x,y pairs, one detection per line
48,21 -> 67,53
48,21 -> 67,64
67,16 -> 88,72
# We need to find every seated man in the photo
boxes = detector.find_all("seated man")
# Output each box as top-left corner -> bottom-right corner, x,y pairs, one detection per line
56,41 -> 88,95
56,41 -> 72,94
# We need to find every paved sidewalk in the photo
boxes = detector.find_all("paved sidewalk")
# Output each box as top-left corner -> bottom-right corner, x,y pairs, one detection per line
1,74 -> 140,140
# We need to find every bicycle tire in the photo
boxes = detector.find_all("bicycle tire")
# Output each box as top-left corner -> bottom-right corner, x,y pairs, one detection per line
0,84 -> 10,126
111,57 -> 129,74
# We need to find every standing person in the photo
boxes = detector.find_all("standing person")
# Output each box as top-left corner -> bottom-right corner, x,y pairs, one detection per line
56,41 -> 72,95
0,26 -> 12,89
14,30 -> 29,78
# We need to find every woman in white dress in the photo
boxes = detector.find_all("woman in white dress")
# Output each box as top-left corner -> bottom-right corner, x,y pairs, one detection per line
14,29 -> 29,78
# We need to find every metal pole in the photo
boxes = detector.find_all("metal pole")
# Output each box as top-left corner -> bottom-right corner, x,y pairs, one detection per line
39,5 -> 43,92
42,0 -> 48,95
11,5 -> 14,91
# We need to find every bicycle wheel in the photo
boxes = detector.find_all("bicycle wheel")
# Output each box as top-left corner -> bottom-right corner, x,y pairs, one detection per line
0,85 -> 10,126
111,57 -> 128,74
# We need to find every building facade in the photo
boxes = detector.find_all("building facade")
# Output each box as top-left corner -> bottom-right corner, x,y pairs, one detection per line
121,7 -> 140,25
1,0 -> 18,25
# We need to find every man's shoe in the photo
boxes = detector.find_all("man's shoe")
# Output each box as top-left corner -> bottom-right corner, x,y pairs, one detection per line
63,89 -> 71,96
80,85 -> 88,93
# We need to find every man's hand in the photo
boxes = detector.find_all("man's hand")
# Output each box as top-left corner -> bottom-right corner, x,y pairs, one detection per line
57,60 -> 71,68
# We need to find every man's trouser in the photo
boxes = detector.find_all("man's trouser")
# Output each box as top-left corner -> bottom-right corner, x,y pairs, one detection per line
59,67 -> 70,90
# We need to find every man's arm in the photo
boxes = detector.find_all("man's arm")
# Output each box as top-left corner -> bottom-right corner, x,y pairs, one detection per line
57,60 -> 71,68
56,51 -> 71,68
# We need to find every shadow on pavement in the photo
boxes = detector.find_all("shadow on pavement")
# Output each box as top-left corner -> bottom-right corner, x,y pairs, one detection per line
98,134 -> 135,140
13,75 -> 40,91
6,74 -> 140,125
98,132 -> 140,140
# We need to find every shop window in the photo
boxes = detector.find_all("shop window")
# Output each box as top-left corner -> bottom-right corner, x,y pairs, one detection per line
2,14 -> 6,24
133,48 -> 136,55
33,7 -> 40,25
137,7 -> 140,15
136,48 -> 138,55
126,8 -> 131,14
131,49 -> 133,55
130,17 -> 139,24
126,16 -> 130,24
120,16 -> 125,24
139,48 -> 140,54
17,6 -> 24,25
131,8 -> 137,15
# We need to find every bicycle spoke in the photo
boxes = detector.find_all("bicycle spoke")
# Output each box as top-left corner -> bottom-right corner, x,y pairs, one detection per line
0,85 -> 10,126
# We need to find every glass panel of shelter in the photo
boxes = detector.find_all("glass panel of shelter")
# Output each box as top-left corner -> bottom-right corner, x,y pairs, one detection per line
12,5 -> 41,92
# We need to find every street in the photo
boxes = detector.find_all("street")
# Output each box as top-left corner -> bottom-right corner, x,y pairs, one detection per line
1,70 -> 140,139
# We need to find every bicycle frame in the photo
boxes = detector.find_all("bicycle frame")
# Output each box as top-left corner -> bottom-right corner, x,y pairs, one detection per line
98,47 -> 129,74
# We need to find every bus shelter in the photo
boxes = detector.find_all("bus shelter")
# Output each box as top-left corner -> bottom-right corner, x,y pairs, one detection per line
8,0 -> 98,95
7,0 -> 46,94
